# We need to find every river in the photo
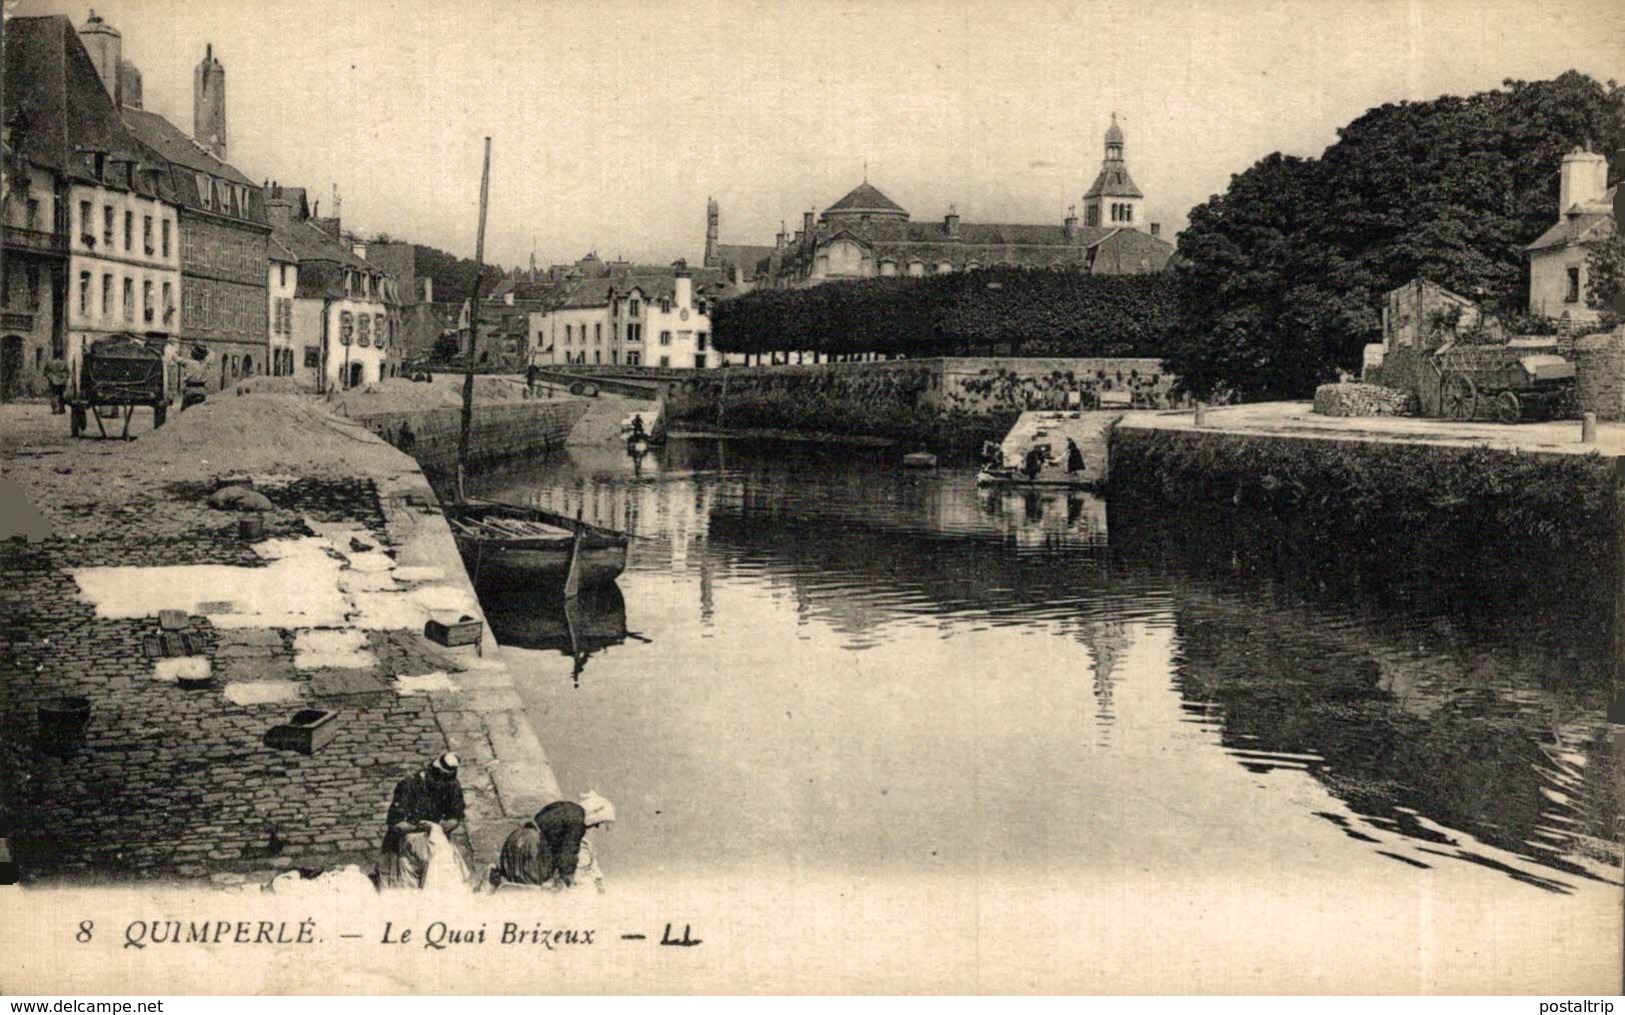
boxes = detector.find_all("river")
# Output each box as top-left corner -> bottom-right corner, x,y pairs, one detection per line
468,434 -> 1620,989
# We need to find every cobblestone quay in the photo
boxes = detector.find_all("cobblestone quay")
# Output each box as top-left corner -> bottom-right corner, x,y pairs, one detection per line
0,398 -> 561,885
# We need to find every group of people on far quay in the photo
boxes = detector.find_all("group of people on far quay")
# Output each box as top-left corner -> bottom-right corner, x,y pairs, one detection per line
376,752 -> 615,894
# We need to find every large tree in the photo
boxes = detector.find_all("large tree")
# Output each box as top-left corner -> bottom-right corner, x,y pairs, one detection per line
1165,71 -> 1624,400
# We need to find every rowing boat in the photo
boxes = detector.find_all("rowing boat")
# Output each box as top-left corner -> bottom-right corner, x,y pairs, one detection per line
446,499 -> 628,592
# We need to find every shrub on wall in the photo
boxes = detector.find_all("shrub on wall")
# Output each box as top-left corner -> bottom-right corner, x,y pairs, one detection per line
712,269 -> 1177,357
1110,428 -> 1614,558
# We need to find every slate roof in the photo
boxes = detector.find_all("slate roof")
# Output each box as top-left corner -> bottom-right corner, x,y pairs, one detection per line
122,108 -> 253,186
558,269 -> 728,308
711,243 -> 777,271
267,235 -> 298,263
1082,162 -> 1143,199
122,107 -> 265,225
3,16 -> 169,199
824,182 -> 908,217
1524,189 -> 1616,254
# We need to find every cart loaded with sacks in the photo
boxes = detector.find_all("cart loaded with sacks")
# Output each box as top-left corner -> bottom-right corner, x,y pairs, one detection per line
1433,342 -> 1576,424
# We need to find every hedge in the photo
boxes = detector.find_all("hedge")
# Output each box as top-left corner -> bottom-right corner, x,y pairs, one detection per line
712,269 -> 1177,357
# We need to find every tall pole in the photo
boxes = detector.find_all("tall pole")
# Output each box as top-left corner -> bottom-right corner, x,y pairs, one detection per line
457,137 -> 492,501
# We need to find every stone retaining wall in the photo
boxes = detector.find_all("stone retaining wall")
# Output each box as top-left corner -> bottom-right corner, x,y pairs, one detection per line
346,399 -> 589,475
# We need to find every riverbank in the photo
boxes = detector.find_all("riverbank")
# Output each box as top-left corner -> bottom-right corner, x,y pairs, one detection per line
0,396 -> 561,884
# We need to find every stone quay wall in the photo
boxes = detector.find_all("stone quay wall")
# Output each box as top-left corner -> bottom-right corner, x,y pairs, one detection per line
346,399 -> 589,476
547,357 -> 1175,449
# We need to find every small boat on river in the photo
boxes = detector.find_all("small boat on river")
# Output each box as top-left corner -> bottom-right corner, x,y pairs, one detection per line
447,500 -> 628,592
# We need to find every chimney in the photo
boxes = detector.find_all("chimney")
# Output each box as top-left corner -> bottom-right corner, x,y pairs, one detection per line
1150,222 -> 1161,238
265,196 -> 293,227
351,239 -> 367,260
1064,205 -> 1078,240
1559,148 -> 1609,220
78,10 -> 122,104
194,44 -> 227,162
673,259 -> 693,308
775,221 -> 788,250
945,204 -> 960,238
117,60 -> 143,110
802,209 -> 815,238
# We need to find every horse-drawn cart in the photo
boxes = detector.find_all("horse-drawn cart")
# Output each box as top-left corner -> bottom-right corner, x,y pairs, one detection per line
67,332 -> 180,439
1434,343 -> 1575,423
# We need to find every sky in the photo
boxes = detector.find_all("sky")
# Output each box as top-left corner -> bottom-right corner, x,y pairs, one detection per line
10,0 -> 1623,269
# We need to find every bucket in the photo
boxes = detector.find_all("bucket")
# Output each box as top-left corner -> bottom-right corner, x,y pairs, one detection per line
239,514 -> 265,541
38,696 -> 91,751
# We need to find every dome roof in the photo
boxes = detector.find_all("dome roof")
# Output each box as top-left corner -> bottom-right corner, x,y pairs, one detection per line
824,181 -> 908,218
1105,114 -> 1123,147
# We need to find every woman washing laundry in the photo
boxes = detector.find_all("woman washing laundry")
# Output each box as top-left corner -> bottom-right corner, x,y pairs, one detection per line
492,790 -> 614,893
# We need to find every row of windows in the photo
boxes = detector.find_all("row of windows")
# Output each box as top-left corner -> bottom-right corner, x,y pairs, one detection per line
77,270 -> 173,326
77,200 -> 171,259
181,279 -> 264,337
561,350 -> 710,368
182,224 -> 267,282
195,173 -> 252,220
338,310 -> 392,348
1109,202 -> 1134,223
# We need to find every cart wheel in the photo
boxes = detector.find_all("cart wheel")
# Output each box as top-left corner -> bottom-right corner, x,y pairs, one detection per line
1442,373 -> 1476,421
70,405 -> 85,438
1494,391 -> 1521,424
154,404 -> 168,429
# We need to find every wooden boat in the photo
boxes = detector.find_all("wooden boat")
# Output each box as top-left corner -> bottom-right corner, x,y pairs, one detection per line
975,465 -> 1099,489
446,499 -> 628,592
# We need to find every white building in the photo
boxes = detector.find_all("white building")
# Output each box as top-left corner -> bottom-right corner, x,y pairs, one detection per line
267,235 -> 297,376
267,185 -> 399,391
1525,148 -> 1615,323
3,16 -> 182,399
532,263 -> 737,369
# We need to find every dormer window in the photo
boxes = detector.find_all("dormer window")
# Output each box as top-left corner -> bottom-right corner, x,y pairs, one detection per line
629,299 -> 640,318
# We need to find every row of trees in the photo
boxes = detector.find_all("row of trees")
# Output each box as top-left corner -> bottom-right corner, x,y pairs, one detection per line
369,235 -> 507,307
712,270 -> 1177,358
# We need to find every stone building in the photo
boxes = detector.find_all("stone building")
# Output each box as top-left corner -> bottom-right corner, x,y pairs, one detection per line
1,14 -> 181,401
1524,149 -> 1615,323
705,117 -> 1175,287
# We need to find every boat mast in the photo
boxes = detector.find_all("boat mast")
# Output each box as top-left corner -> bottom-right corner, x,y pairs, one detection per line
457,136 -> 492,502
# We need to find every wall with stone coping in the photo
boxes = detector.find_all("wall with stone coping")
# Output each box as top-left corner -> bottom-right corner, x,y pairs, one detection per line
551,356 -> 1177,421
347,399 -> 589,475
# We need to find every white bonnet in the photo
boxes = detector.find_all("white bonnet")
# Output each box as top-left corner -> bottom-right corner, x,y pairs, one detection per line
580,790 -> 616,827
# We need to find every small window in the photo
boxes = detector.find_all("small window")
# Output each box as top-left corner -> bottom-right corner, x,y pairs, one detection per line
1566,266 -> 1581,303
629,299 -> 640,318
78,272 -> 91,315
595,323 -> 602,343
659,355 -> 669,368
305,346 -> 320,369
124,211 -> 133,250
697,331 -> 708,351
143,280 -> 154,323
123,278 -> 134,321
103,206 -> 115,246
162,220 -> 172,258
279,264 -> 287,287
659,330 -> 671,346
143,215 -> 153,254
79,201 -> 92,240
102,274 -> 113,316
163,282 -> 173,323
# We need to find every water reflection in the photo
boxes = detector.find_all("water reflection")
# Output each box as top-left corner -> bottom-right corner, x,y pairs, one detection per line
480,584 -> 632,684
468,436 -> 1619,893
